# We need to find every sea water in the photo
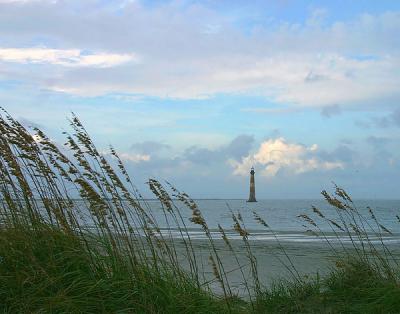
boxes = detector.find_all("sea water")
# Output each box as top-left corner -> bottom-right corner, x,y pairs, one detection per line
59,198 -> 400,245
138,199 -> 400,245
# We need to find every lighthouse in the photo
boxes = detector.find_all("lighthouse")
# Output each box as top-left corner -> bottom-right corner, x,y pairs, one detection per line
247,167 -> 257,202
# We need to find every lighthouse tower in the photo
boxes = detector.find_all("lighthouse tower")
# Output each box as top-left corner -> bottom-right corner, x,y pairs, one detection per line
247,167 -> 257,202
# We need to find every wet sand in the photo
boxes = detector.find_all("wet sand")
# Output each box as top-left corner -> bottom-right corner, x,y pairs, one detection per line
171,238 -> 400,297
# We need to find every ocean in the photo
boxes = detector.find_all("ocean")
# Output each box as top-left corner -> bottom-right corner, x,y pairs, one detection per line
136,199 -> 400,244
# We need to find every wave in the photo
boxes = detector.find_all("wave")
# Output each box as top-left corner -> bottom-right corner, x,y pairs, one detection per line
153,228 -> 400,245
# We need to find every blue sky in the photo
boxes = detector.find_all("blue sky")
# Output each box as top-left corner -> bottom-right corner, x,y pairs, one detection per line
0,0 -> 399,198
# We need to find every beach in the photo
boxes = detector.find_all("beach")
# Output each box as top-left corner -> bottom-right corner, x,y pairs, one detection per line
168,236 -> 400,297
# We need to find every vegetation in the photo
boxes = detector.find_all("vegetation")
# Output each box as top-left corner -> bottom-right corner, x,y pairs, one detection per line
0,108 -> 399,313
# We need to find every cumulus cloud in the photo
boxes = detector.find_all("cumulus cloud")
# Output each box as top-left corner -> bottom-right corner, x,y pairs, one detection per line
224,135 -> 255,160
118,152 -> 150,163
130,141 -> 170,154
118,135 -> 255,176
317,145 -> 357,164
183,134 -> 254,164
0,48 -> 137,68
229,137 -> 343,177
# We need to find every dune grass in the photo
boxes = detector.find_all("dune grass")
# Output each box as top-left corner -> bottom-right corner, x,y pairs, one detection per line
0,224 -> 234,313
254,259 -> 400,313
0,108 -> 399,313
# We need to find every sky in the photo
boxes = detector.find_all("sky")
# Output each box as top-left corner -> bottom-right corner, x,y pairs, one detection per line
1,0 -> 400,199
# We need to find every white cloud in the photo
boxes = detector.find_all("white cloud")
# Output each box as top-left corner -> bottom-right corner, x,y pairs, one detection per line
0,0 -> 52,3
0,3 -> 399,106
229,137 -> 343,177
38,52 -> 399,103
0,48 -> 137,68
119,152 -> 150,163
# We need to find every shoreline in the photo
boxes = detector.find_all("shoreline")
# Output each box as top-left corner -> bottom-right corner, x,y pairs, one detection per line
168,237 -> 400,296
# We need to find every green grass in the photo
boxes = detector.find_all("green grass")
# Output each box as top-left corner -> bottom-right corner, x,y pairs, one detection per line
0,224 -> 233,313
255,259 -> 400,313
1,108 -> 400,313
